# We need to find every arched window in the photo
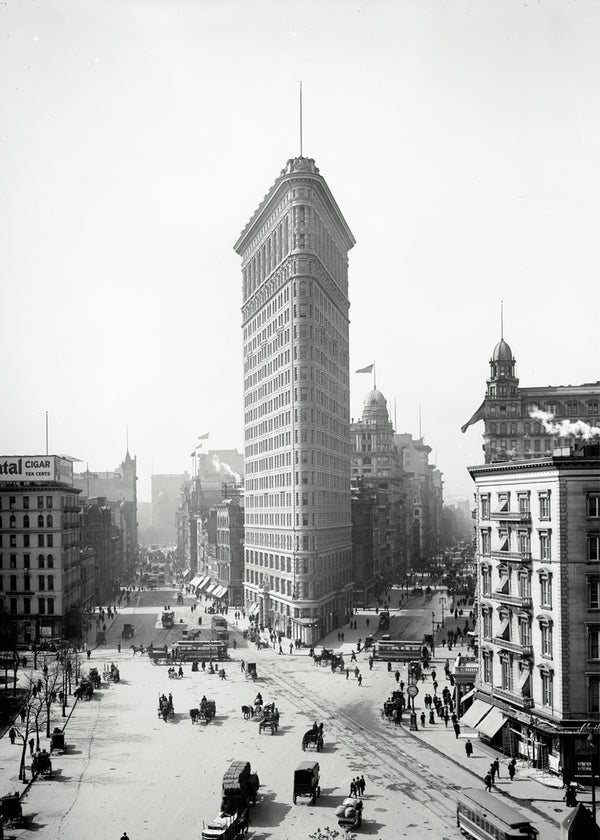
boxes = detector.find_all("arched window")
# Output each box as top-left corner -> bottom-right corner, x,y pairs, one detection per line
38,555 -> 45,569
47,555 -> 54,568
46,514 -> 53,527
23,514 -> 29,527
37,514 -> 44,528
9,514 -> 16,529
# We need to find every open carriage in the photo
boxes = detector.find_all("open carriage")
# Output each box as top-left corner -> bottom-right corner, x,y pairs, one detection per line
1,792 -> 23,827
32,749 -> 53,778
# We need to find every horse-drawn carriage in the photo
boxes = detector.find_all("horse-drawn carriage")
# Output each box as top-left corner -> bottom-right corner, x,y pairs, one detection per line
147,646 -> 170,665
301,725 -> 324,752
293,761 -> 320,805
74,679 -> 94,701
104,663 -> 120,683
88,667 -> 102,689
50,728 -> 66,753
313,648 -> 336,666
122,623 -> 135,639
158,694 -> 174,721
189,698 -> 216,724
257,702 -> 279,734
335,796 -> 363,829
245,663 -> 257,681
32,749 -> 52,778
0,792 -> 23,827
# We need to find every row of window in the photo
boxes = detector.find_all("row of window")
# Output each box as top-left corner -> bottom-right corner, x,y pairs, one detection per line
0,534 -> 54,548
0,514 -> 54,528
479,529 -> 552,559
0,596 -> 55,615
0,554 -> 54,569
1,495 -> 54,510
0,574 -> 54,591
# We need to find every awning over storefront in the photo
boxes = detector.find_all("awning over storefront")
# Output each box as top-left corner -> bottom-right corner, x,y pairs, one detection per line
205,583 -> 218,596
189,576 -> 202,588
213,585 -> 228,599
248,603 -> 260,616
460,699 -> 493,728
196,576 -> 211,592
460,688 -> 476,705
475,706 -> 508,738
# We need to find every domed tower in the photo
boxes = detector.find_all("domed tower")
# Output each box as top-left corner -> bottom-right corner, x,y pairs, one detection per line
486,338 -> 519,398
362,388 -> 391,425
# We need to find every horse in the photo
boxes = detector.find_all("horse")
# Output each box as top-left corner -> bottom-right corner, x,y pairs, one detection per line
189,708 -> 200,724
130,645 -> 145,656
241,705 -> 254,720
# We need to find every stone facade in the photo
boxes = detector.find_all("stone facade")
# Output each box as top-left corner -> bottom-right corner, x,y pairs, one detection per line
234,156 -> 355,643
468,444 -> 600,780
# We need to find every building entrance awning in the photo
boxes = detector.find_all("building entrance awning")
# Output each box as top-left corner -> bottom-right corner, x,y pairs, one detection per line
205,583 -> 218,596
189,576 -> 202,588
460,699 -> 493,728
460,688 -> 476,705
248,603 -> 260,616
475,706 -> 508,738
213,585 -> 228,599
197,576 -> 212,592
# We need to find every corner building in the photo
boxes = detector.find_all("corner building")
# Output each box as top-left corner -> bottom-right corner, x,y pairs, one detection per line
234,156 -> 355,644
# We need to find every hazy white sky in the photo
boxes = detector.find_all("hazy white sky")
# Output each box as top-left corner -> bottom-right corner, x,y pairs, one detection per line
2,0 -> 598,503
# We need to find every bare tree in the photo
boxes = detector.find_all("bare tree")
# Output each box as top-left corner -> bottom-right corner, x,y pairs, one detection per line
12,677 -> 44,782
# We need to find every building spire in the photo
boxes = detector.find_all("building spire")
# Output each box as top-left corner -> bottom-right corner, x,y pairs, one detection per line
299,81 -> 303,157
501,299 -> 504,340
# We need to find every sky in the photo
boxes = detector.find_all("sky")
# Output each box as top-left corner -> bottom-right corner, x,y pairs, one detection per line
1,0 -> 598,503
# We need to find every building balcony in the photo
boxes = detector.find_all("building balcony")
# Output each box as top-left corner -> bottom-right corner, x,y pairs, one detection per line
491,637 -> 534,656
490,511 -> 531,523
454,662 -> 479,681
493,686 -> 534,709
489,592 -> 533,609
490,550 -> 532,564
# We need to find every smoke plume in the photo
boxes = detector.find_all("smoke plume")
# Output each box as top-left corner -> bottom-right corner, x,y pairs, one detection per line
211,454 -> 241,484
530,409 -> 600,440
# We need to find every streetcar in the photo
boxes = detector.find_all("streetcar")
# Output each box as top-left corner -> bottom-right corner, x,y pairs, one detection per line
456,788 -> 538,840
375,639 -> 423,662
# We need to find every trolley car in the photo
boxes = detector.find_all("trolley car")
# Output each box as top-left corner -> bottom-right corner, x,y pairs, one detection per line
456,788 -> 538,840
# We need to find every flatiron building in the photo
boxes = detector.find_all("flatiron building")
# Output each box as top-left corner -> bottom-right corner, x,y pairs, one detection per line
234,156 -> 355,644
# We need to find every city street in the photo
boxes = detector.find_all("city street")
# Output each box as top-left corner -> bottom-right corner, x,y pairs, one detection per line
0,589 -> 571,840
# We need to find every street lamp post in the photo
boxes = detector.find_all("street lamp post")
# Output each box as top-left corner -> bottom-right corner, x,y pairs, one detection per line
587,733 -> 597,825
439,597 -> 447,628
431,612 -> 436,656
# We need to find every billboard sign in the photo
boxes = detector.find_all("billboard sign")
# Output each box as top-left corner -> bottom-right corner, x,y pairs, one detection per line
0,456 -> 74,485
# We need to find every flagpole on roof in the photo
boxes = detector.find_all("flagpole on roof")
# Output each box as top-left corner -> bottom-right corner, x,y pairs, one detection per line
373,363 -> 376,390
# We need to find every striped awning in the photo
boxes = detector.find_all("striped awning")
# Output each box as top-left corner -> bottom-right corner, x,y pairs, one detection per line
196,575 -> 212,591
205,583 -> 218,596
213,585 -> 228,599
248,602 -> 260,616
189,576 -> 202,588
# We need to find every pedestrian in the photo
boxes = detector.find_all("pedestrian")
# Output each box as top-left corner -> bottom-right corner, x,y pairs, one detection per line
443,711 -> 449,728
484,772 -> 492,792
19,708 -> 25,723
358,775 -> 366,795
395,670 -> 400,684
278,644 -> 283,655
349,779 -> 357,796
178,665 -> 183,678
29,737 -> 35,755
86,649 -> 91,660
354,666 -> 359,679
368,657 -> 373,671
493,758 -> 500,778
241,660 -> 245,672
289,643 -> 293,655
351,650 -> 357,662
564,786 -> 578,807
420,712 -> 426,728
9,727 -> 16,745
489,762 -> 496,783
120,833 -> 130,840
357,673 -> 362,687
366,617 -> 370,628
453,722 -> 461,739
387,661 -> 392,673
465,739 -> 473,758
508,759 -> 516,781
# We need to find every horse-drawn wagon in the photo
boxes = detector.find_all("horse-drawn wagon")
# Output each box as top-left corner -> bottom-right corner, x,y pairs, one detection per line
158,694 -> 174,721
293,761 -> 320,805
74,679 -> 93,701
1,792 -> 23,826
245,663 -> 257,681
122,623 -> 135,639
147,646 -> 170,665
302,725 -> 324,752
50,728 -> 66,753
32,749 -> 52,779
88,667 -> 101,689
335,796 -> 363,829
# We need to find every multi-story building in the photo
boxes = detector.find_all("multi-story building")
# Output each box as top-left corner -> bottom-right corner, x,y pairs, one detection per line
0,455 -> 82,644
215,493 -> 245,607
462,335 -> 600,462
351,388 -> 407,600
80,499 -> 123,604
466,442 -> 599,781
74,450 -> 138,578
151,473 -> 189,546
234,155 -> 355,643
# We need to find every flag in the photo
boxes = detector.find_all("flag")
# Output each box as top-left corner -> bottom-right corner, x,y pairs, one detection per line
461,401 -> 485,434
355,364 -> 374,374
198,433 -> 209,440
190,452 -> 196,458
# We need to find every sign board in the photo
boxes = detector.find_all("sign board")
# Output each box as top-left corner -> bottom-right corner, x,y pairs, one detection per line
406,684 -> 419,698
0,456 -> 74,485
